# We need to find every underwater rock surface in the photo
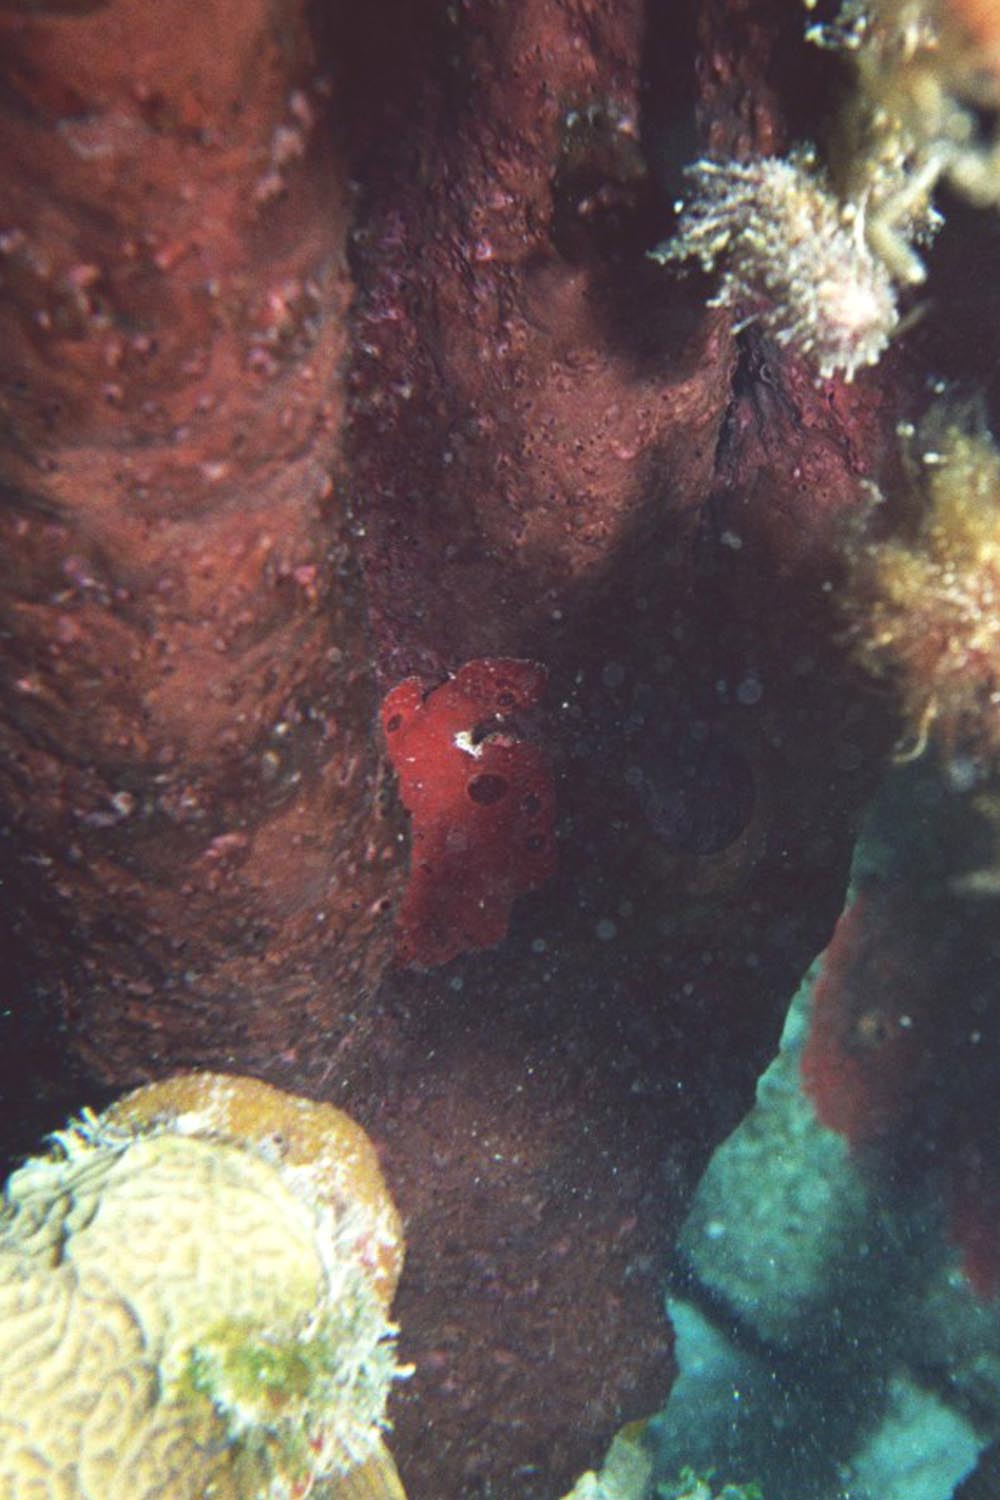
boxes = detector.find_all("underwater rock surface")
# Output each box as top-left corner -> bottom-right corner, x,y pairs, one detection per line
651,801 -> 1000,1500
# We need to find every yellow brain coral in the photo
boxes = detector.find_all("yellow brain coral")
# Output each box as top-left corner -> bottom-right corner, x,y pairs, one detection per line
0,1072 -> 408,1500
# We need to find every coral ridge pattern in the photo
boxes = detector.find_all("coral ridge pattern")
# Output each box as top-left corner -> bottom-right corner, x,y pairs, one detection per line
0,1073 -> 408,1500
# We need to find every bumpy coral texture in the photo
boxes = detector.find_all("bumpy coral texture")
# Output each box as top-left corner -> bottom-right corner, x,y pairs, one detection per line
844,423 -> 1000,760
0,1073 -> 407,1500
381,658 -> 555,968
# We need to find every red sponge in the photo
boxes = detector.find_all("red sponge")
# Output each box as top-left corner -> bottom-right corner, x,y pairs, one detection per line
381,658 -> 555,968
800,889 -> 932,1147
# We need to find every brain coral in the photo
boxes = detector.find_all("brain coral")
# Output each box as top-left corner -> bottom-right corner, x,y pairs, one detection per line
0,1072 -> 408,1500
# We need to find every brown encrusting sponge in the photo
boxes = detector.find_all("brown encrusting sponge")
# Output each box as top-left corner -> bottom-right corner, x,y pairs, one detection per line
0,0 -> 404,1083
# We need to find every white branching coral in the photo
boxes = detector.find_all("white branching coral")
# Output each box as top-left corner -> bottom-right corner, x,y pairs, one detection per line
654,0 -> 1000,381
651,152 -> 898,381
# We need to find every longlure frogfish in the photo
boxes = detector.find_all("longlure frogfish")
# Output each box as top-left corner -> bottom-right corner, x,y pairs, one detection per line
381,657 -> 555,968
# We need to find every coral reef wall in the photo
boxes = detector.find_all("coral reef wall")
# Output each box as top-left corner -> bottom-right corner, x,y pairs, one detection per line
0,0 -> 931,1496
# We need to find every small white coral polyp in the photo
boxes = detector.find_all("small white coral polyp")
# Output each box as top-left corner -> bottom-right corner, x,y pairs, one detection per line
652,153 -> 898,381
